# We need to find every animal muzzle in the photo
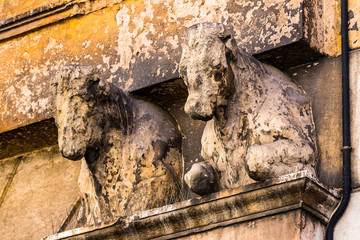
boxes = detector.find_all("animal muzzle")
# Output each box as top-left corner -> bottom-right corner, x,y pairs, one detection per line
59,138 -> 86,161
184,96 -> 215,121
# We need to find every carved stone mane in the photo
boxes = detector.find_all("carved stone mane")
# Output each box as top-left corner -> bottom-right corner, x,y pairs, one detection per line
51,66 -> 134,147
51,65 -> 183,225
100,82 -> 134,135
180,23 -> 317,195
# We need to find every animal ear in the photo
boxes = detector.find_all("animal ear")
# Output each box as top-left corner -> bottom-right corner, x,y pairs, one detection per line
85,71 -> 110,98
50,75 -> 59,95
97,79 -> 110,97
49,74 -> 60,116
218,26 -> 238,61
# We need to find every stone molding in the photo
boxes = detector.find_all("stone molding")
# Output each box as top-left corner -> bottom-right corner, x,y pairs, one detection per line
0,0 -> 122,42
44,171 -> 339,240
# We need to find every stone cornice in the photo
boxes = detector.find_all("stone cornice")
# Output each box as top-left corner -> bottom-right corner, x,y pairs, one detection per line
0,0 -> 122,42
44,171 -> 339,240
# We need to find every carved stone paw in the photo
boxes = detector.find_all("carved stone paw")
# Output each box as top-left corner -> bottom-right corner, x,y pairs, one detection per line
184,162 -> 218,195
245,144 -> 274,181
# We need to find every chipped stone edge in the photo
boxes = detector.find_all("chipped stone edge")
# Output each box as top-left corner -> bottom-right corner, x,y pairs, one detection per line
43,170 -> 340,240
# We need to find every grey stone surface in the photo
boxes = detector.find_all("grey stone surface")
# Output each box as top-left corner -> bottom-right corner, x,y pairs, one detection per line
180,23 -> 318,195
51,65 -> 183,225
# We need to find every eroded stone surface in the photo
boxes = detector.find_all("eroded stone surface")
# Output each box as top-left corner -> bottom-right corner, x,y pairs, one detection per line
180,23 -> 318,195
51,65 -> 183,225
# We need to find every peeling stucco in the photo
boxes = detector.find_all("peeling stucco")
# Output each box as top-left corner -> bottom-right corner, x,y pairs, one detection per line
115,0 -> 304,90
0,4 -> 122,133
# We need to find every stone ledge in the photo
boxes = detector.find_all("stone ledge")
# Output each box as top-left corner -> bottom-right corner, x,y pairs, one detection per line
44,171 -> 339,240
0,119 -> 57,160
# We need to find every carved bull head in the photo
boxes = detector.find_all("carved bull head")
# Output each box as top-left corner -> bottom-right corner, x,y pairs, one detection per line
51,65 -> 109,160
179,22 -> 238,121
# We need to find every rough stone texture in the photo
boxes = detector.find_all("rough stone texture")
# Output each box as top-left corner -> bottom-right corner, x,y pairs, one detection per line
51,65 -> 183,225
0,0 -> 359,137
44,172 -> 339,240
180,23 -> 317,195
0,0 -> 67,21
349,0 -> 360,50
0,0 -> 359,136
115,0 -> 307,91
0,146 -> 81,240
0,0 -> 359,238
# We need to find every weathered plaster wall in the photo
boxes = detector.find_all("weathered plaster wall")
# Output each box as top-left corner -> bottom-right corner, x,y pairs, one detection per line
0,4 -> 121,133
305,0 -> 360,55
0,0 -> 67,20
348,0 -> 360,51
0,0 -> 357,136
287,48 -> 360,188
0,146 -> 81,240
0,0 -> 308,134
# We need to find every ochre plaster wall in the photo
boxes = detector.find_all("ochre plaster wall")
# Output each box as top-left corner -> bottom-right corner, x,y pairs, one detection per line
0,4 -> 121,133
0,0 -> 68,20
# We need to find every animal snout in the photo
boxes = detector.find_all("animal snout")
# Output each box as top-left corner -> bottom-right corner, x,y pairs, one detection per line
185,96 -> 214,121
184,162 -> 217,195
59,140 -> 85,161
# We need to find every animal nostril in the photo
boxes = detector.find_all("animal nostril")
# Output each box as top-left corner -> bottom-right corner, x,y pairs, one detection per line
195,75 -> 202,85
194,102 -> 201,111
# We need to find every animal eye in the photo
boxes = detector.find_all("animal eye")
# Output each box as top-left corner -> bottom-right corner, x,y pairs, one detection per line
214,63 -> 221,69
195,75 -> 203,85
179,65 -> 187,76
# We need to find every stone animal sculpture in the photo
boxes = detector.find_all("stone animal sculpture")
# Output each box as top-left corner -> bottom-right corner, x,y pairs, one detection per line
180,23 -> 317,195
51,65 -> 182,225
